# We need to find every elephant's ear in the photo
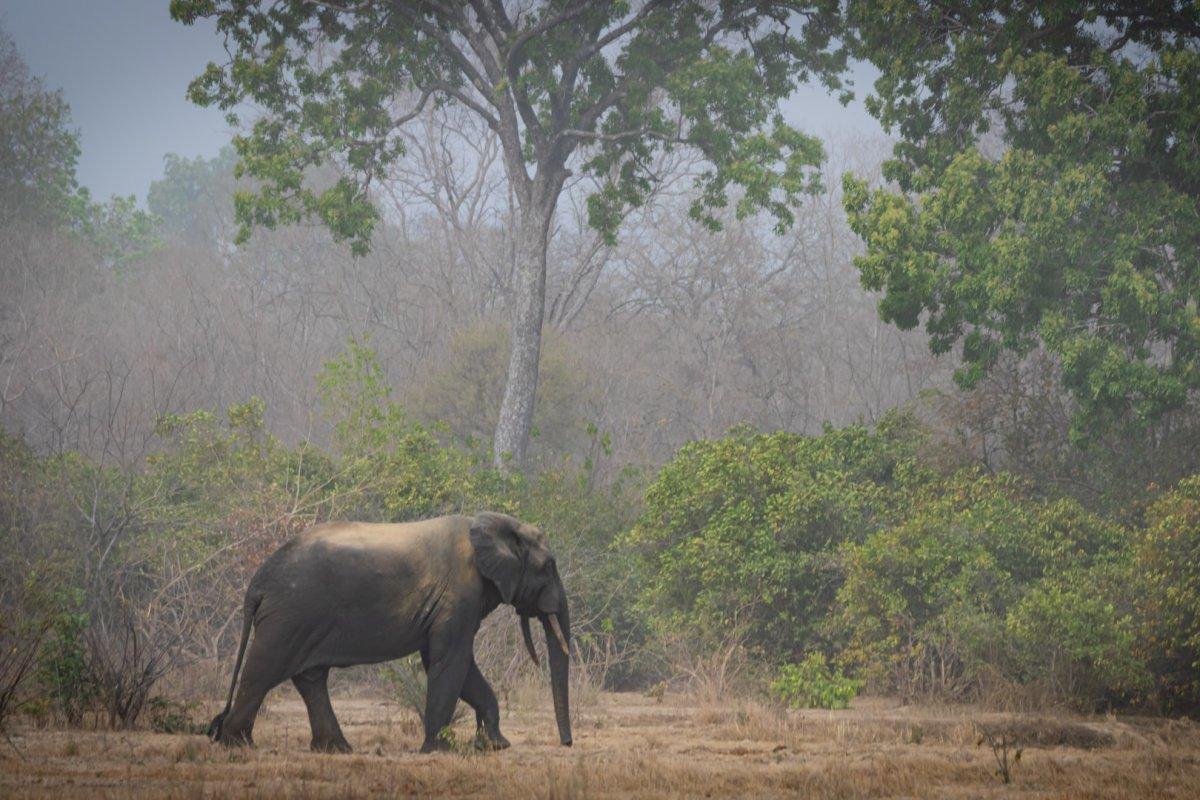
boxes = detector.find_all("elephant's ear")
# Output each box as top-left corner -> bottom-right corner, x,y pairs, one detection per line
469,513 -> 524,603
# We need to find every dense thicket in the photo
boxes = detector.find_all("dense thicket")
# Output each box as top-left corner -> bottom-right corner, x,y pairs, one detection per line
628,419 -> 1200,712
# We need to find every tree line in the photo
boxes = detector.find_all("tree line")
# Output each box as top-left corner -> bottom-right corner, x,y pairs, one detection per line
2,1 -> 1199,727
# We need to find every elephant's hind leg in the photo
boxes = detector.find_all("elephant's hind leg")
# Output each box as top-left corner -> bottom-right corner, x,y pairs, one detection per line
219,635 -> 287,747
461,659 -> 509,750
293,666 -> 352,753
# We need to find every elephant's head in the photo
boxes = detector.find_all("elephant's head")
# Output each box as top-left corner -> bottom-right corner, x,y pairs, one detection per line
469,512 -> 572,746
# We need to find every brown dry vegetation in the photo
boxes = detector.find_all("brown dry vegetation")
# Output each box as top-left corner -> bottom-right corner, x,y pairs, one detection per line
3,690 -> 1198,799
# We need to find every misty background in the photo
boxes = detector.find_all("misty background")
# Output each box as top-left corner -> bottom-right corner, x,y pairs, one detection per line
2,1 -> 935,477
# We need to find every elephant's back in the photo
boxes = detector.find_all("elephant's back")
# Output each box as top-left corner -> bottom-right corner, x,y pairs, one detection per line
300,515 -> 473,557
248,514 -> 474,602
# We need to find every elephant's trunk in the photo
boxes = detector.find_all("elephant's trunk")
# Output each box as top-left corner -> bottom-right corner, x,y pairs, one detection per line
541,600 -> 572,746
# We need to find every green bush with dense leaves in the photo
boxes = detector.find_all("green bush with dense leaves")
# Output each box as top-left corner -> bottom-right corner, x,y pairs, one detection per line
770,653 -> 861,710
836,471 -> 1135,704
631,415 -> 1200,711
1006,559 -> 1146,705
1133,477 -> 1200,712
36,594 -> 96,725
624,412 -> 925,660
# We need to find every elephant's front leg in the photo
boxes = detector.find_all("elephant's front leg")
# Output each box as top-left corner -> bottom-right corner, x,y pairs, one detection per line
419,639 -> 472,753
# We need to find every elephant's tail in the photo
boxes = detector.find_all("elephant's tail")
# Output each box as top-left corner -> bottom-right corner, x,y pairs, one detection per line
208,592 -> 262,742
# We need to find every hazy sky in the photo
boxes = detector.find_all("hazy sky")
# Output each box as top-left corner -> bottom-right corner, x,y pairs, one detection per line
3,1 -> 881,202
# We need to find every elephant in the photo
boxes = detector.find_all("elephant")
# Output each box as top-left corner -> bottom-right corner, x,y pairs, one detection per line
206,512 -> 572,754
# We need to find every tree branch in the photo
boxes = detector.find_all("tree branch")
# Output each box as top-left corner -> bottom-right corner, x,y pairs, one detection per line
387,1 -> 498,107
416,81 -> 501,130
562,127 -> 688,145
560,0 -> 669,78
503,0 -> 599,75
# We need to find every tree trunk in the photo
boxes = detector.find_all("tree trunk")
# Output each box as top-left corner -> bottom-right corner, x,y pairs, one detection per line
492,194 -> 555,468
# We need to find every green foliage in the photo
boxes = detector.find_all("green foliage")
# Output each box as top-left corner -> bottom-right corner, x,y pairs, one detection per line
837,470 -> 1140,705
844,2 -> 1200,440
770,653 -> 861,710
1133,476 -> 1200,712
317,338 -> 484,521
37,593 -> 97,725
147,146 -> 237,247
515,461 -> 648,686
170,1 -> 845,253
1007,560 -> 1147,705
1,27 -> 160,258
145,395 -> 332,570
378,654 -> 466,724
625,412 -> 925,661
0,571 -> 55,728
626,403 -> 1194,710
79,194 -> 161,269
0,28 -> 82,224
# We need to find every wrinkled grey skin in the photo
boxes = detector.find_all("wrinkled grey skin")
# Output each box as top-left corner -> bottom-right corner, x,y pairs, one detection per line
207,512 -> 572,754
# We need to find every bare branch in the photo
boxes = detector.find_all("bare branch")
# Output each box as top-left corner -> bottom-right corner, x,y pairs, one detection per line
561,127 -> 688,145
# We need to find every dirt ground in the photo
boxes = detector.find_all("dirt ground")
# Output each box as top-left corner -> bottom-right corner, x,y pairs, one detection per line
2,689 -> 1199,799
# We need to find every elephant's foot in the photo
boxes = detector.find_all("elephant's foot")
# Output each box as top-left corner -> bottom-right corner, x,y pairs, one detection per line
473,728 -> 511,751
310,734 -> 352,754
419,737 -> 453,754
217,728 -> 254,748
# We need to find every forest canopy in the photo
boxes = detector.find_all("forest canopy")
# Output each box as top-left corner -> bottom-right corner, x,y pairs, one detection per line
843,0 -> 1200,440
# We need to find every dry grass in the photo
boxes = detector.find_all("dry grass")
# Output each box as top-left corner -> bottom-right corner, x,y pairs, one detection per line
2,691 -> 1198,798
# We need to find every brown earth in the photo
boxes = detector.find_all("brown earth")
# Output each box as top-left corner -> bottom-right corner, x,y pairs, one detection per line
2,690 -> 1198,798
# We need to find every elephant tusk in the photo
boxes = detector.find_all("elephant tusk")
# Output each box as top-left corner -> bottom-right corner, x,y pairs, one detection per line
519,614 -> 540,667
548,613 -> 570,658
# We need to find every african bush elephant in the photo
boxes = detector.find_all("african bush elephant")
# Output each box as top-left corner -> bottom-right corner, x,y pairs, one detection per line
206,512 -> 572,753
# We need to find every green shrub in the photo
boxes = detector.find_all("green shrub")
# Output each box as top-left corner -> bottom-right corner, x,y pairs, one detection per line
836,470 -> 1136,705
380,655 -> 466,724
1007,560 -> 1148,706
769,653 -> 861,709
625,412 -> 925,663
511,463 -> 648,688
316,338 -> 492,521
37,595 -> 97,725
1133,476 -> 1200,712
380,655 -> 428,718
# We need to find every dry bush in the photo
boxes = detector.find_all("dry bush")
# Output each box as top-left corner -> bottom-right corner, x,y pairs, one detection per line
84,606 -> 184,729
973,717 -> 1114,750
971,664 -> 1070,713
649,617 -> 760,703
0,617 -> 49,729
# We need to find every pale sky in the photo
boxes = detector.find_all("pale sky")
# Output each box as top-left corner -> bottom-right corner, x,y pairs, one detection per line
3,1 -> 882,202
